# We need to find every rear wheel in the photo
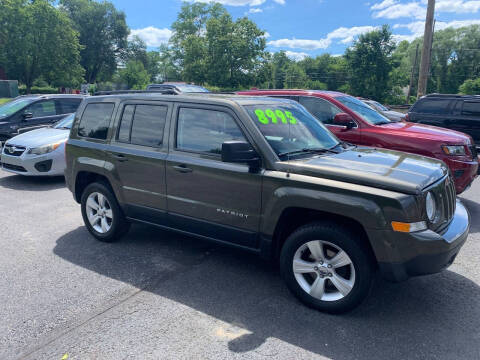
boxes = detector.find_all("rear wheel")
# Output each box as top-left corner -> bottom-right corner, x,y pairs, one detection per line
280,222 -> 374,313
81,182 -> 130,242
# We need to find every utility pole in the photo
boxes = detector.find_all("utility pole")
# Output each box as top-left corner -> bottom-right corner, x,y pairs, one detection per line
417,0 -> 436,98
406,43 -> 420,104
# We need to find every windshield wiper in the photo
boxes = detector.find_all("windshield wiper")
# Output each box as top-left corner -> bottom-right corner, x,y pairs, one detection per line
375,121 -> 391,125
278,145 -> 341,158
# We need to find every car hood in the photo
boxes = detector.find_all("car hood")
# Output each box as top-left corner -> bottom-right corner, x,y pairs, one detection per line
282,147 -> 447,195
5,127 -> 69,148
377,121 -> 472,144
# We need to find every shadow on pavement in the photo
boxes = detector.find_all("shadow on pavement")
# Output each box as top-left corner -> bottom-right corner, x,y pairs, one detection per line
54,224 -> 480,360
0,174 -> 65,191
461,197 -> 480,233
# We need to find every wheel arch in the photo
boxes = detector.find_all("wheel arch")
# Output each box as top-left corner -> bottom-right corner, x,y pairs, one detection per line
271,207 -> 378,267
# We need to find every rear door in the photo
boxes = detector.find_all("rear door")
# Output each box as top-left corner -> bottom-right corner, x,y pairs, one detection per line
458,101 -> 480,148
107,101 -> 170,225
165,104 -> 262,248
409,98 -> 454,128
298,96 -> 362,144
58,98 -> 83,116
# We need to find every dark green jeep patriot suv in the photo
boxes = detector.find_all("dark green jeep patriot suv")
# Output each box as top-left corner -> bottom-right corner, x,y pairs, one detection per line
65,94 -> 470,313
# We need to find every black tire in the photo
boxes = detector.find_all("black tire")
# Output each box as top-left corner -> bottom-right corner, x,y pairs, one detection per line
80,181 -> 130,242
280,222 -> 374,314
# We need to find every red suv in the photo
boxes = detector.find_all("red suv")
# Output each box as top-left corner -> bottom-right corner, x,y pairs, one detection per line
237,90 -> 479,194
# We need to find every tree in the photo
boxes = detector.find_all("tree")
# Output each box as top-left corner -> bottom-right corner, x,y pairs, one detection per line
123,35 -> 148,67
206,14 -> 267,87
116,61 -> 150,89
0,0 -> 84,92
459,78 -> 480,95
345,25 -> 396,101
60,0 -> 129,83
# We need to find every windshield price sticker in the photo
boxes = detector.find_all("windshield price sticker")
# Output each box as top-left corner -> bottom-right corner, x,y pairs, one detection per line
254,109 -> 297,125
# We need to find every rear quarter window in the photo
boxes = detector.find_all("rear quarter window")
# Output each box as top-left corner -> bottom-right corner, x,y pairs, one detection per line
78,103 -> 114,140
462,102 -> 480,117
412,99 -> 452,114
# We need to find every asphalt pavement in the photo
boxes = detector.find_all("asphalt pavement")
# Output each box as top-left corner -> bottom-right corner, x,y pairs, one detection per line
0,171 -> 479,360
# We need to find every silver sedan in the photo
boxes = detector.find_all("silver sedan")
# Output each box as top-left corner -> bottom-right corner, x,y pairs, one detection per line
1,113 -> 73,176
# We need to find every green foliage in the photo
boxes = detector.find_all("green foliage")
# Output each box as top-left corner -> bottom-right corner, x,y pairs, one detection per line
345,25 -> 396,102
116,61 -> 150,90
18,86 -> 59,95
459,78 -> 480,95
0,0 -> 84,93
169,2 -> 267,88
0,98 -> 11,105
60,0 -> 129,83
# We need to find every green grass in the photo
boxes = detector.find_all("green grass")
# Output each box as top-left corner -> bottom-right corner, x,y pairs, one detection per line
0,98 -> 11,105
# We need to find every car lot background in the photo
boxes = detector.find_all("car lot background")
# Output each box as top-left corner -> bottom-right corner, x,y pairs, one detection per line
0,171 -> 479,360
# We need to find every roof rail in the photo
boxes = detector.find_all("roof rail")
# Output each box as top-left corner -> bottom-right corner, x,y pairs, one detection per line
93,89 -> 178,96
425,93 -> 480,98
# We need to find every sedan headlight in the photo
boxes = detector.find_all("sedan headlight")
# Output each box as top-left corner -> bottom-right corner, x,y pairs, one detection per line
442,145 -> 466,156
425,191 -> 436,222
28,142 -> 62,155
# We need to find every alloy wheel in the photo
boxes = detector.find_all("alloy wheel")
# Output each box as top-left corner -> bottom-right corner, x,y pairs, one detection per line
85,192 -> 113,234
292,240 -> 356,302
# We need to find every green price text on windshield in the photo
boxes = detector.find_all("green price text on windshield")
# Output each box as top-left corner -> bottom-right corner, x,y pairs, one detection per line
254,109 -> 297,125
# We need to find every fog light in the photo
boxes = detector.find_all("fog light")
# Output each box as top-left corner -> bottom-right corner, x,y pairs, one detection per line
34,159 -> 53,172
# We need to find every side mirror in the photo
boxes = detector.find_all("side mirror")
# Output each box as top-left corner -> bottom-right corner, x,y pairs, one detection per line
22,111 -> 33,120
222,141 -> 260,169
333,113 -> 356,130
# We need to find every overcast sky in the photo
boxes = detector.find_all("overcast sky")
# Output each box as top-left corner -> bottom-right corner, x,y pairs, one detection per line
112,0 -> 480,60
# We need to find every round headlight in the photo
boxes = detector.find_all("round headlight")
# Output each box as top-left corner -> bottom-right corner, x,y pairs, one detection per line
426,192 -> 436,221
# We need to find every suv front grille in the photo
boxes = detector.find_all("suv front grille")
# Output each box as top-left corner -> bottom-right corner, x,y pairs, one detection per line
429,175 -> 456,232
3,144 -> 26,157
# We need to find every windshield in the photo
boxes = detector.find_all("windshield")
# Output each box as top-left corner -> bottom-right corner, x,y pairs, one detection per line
0,97 -> 37,119
175,84 -> 210,93
337,96 -> 391,125
372,101 -> 389,111
54,113 -> 75,129
243,101 -> 340,158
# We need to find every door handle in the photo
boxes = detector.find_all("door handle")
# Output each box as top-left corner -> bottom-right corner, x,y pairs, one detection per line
173,164 -> 193,173
112,153 -> 128,162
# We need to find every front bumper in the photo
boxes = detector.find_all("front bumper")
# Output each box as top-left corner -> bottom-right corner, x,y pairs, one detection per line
1,146 -> 66,176
442,157 -> 478,194
373,200 -> 470,282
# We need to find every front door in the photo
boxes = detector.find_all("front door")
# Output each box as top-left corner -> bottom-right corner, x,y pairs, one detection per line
107,101 -> 170,224
298,96 -> 362,144
17,99 -> 64,134
165,104 -> 262,248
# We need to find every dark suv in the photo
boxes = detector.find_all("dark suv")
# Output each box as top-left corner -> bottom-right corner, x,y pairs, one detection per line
65,93 -> 470,313
0,94 -> 85,143
407,94 -> 480,150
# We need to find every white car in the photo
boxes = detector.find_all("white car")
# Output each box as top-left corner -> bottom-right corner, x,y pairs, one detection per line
1,113 -> 74,176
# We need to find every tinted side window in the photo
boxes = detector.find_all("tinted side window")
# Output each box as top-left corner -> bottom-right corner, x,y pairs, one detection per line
130,105 -> 167,146
118,105 -> 134,143
117,104 -> 167,146
299,96 -> 342,124
176,108 -> 246,154
26,100 -> 57,117
59,99 -> 82,114
78,103 -> 114,139
462,102 -> 480,117
413,99 -> 451,114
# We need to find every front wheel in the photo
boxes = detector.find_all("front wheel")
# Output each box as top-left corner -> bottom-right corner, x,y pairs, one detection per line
280,222 -> 374,314
81,182 -> 130,242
